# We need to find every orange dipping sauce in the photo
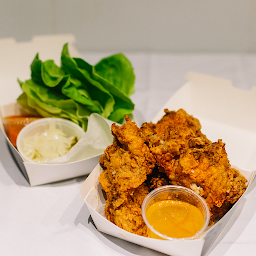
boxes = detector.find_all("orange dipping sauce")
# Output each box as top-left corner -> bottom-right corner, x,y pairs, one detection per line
145,200 -> 204,239
4,116 -> 41,147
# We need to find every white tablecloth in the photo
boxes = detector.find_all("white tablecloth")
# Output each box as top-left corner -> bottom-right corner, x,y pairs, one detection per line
1,52 -> 256,256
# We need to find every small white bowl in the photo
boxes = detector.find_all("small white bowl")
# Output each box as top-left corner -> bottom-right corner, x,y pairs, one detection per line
16,117 -> 85,163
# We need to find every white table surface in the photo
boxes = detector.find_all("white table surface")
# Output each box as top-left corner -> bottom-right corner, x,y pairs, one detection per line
1,52 -> 256,256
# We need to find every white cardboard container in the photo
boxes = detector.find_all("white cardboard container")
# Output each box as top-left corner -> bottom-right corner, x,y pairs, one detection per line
80,72 -> 256,256
0,34 -> 100,186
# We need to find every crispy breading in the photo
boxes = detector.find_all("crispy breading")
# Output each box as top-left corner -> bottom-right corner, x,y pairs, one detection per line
140,109 -> 247,221
99,116 -> 155,235
105,183 -> 149,236
99,109 -> 247,234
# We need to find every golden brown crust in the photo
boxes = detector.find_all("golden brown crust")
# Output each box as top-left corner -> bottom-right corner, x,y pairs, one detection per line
140,109 -> 247,222
99,109 -> 247,234
99,116 -> 155,236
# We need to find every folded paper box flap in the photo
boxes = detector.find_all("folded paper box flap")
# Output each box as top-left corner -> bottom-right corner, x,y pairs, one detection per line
155,71 -> 256,134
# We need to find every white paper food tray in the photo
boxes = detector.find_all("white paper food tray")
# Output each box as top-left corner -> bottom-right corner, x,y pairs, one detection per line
80,72 -> 256,256
0,34 -> 100,186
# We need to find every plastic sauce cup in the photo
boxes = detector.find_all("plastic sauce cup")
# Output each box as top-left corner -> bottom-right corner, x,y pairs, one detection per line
142,185 -> 210,240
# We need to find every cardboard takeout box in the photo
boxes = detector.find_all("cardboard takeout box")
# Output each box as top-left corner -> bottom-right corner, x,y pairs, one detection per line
80,72 -> 256,256
0,34 -> 101,186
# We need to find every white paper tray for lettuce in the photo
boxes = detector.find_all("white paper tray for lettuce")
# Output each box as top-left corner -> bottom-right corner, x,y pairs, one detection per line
80,72 -> 256,256
0,34 -> 101,186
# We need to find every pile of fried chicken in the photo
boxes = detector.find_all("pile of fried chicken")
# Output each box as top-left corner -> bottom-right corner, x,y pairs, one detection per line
99,109 -> 247,237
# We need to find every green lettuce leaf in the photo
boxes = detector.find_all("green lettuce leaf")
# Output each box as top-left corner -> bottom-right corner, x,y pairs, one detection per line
17,43 -> 135,130
94,53 -> 135,96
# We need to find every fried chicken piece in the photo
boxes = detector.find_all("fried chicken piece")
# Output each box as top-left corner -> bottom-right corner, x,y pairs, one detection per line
99,116 -> 155,235
105,183 -> 149,236
141,109 -> 247,221
100,109 -> 247,234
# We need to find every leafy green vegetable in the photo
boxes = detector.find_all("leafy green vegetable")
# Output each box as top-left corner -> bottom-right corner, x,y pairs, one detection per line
17,43 -> 135,130
94,53 -> 135,96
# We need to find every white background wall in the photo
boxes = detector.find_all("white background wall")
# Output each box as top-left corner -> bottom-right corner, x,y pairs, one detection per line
1,0 -> 256,53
